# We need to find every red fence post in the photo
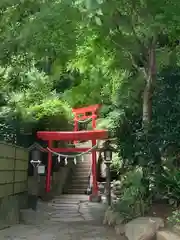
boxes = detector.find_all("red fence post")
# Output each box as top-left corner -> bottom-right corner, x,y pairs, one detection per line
74,115 -> 78,144
46,140 -> 52,192
74,116 -> 78,132
92,139 -> 98,194
89,139 -> 101,202
92,112 -> 96,129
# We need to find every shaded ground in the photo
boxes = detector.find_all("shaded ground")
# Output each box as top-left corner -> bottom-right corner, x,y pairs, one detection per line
0,194 -> 125,240
147,203 -> 173,225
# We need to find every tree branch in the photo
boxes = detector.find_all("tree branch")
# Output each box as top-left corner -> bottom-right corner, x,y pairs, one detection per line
127,51 -> 148,79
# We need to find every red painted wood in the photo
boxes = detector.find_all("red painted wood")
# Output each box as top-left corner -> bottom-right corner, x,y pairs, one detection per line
74,118 -> 78,144
74,119 -> 78,131
92,112 -> 96,129
38,104 -> 105,195
72,104 -> 100,114
91,139 -> 98,194
76,115 -> 93,121
46,141 -> 52,192
37,130 -> 108,141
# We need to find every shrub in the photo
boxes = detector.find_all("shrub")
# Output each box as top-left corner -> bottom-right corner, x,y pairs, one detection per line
167,210 -> 180,226
112,168 -> 150,222
156,168 -> 180,207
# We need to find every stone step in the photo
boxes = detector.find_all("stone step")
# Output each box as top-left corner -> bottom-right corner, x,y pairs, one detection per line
75,160 -> 90,164
157,230 -> 180,240
73,172 -> 90,176
49,201 -> 79,206
71,178 -> 88,183
74,168 -> 90,172
72,174 -> 89,178
71,180 -> 88,184
75,161 -> 91,165
71,180 -> 89,184
71,178 -> 88,182
75,166 -> 91,172
71,179 -> 88,183
71,179 -> 88,184
51,196 -> 88,203
72,173 -> 89,177
73,170 -> 90,174
72,175 -> 89,179
54,194 -> 88,199
50,216 -> 84,222
70,184 -> 88,189
71,181 -> 88,185
67,189 -> 87,194
74,160 -> 90,164
68,186 -> 87,190
73,164 -> 90,168
73,168 -> 90,173
67,187 -> 87,190
67,192 -> 87,195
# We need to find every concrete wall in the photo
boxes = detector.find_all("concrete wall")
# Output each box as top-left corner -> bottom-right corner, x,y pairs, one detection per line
53,160 -> 75,195
0,142 -> 28,229
28,158 -> 75,198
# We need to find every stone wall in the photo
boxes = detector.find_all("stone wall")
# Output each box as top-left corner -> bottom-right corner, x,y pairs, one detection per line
0,142 -> 28,229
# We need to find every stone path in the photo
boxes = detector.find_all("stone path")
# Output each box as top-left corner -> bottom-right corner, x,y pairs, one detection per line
0,194 -> 125,240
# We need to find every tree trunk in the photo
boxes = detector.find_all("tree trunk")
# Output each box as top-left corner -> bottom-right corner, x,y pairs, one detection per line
142,37 -> 156,199
142,79 -> 153,130
142,37 -> 156,130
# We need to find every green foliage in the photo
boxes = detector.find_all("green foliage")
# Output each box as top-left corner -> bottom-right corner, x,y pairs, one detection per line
110,153 -> 122,174
152,67 -> 180,147
26,98 -> 73,131
1,0 -> 180,213
156,169 -> 180,207
1,64 -> 72,124
167,210 -> 180,226
28,98 -> 72,121
0,62 -> 73,145
113,168 -> 150,221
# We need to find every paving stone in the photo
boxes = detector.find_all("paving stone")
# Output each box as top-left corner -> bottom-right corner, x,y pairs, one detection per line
157,230 -> 180,240
0,194 -> 125,240
51,217 -> 84,222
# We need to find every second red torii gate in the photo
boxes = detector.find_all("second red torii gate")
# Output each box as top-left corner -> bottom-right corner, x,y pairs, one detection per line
37,130 -> 108,199
72,104 -> 100,131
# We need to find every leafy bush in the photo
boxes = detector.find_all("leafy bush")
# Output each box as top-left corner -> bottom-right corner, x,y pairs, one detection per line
156,169 -> 180,206
167,210 -> 180,226
112,168 -> 150,221
0,64 -> 73,144
111,153 -> 123,174
107,66 -> 180,206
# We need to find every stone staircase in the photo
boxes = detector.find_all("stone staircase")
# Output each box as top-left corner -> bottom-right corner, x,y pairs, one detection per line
67,141 -> 92,194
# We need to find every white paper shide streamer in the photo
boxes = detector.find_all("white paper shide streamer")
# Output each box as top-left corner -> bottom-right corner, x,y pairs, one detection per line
65,157 -> 68,165
48,140 -> 99,166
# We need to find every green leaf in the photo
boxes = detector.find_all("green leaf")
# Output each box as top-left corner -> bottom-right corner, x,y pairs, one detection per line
95,16 -> 102,25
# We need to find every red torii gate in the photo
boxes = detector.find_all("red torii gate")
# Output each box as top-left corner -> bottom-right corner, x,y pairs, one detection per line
37,130 -> 108,199
37,104 -> 108,201
72,104 -> 100,131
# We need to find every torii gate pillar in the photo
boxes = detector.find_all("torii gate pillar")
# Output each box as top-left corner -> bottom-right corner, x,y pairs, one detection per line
89,138 -> 100,202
